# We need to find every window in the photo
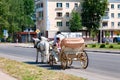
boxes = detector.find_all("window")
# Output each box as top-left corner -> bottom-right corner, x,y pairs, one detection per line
36,3 -> 43,8
57,22 -> 62,27
102,22 -> 108,27
118,13 -> 120,18
66,21 -> 70,27
111,4 -> 114,9
38,11 -> 43,20
111,13 -> 114,18
118,4 -> 120,9
111,22 -> 114,27
66,3 -> 69,8
66,12 -> 69,18
57,3 -> 62,8
106,8 -> 109,11
75,3 -> 78,8
118,22 -> 120,27
57,12 -> 62,17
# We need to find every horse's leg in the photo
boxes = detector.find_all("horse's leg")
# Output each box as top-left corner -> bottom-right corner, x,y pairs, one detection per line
41,51 -> 44,63
45,43 -> 50,63
36,49 -> 39,63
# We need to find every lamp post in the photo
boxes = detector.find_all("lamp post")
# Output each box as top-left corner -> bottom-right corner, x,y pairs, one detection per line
99,16 -> 102,43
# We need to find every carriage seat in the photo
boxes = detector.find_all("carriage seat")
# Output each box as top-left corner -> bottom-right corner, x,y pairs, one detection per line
61,38 -> 85,49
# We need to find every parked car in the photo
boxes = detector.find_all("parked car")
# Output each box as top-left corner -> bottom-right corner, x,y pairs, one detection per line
113,37 -> 120,43
102,38 -> 113,43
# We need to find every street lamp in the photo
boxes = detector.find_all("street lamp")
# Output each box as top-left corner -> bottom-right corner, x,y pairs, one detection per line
99,16 -> 103,43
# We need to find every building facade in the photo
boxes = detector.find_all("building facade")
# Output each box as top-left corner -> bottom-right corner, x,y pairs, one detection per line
35,0 -> 120,39
102,0 -> 120,38
35,0 -> 82,38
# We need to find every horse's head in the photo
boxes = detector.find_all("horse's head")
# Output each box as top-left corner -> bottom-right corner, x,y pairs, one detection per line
32,38 -> 40,48
40,36 -> 48,41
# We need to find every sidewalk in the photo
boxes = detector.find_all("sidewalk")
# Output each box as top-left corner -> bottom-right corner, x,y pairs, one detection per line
85,48 -> 120,54
0,70 -> 17,80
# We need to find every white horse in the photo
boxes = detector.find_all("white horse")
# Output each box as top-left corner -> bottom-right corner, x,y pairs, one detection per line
33,36 -> 50,63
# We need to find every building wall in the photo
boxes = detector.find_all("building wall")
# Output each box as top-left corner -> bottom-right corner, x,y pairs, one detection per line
35,0 -> 120,39
102,1 -> 120,37
35,0 -> 81,38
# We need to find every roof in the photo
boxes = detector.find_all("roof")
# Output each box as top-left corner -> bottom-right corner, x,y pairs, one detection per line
109,0 -> 120,3
17,32 -> 36,35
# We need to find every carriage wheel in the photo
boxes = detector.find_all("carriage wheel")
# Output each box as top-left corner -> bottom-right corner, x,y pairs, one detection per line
67,58 -> 73,66
49,55 -> 54,66
61,60 -> 67,70
78,50 -> 89,69
61,52 -> 67,70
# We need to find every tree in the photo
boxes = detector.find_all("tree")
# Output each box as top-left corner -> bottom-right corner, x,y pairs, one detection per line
81,0 -> 108,32
22,0 -> 35,30
91,29 -> 99,41
0,0 -> 9,38
105,31 -> 110,37
0,0 -> 35,41
69,11 -> 82,32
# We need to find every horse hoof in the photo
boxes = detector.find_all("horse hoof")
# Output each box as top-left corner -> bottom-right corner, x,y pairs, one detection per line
41,61 -> 44,64
36,61 -> 38,63
47,61 -> 50,64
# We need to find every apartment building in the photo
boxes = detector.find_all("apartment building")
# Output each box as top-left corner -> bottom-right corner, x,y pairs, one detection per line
35,0 -> 120,39
35,0 -> 81,38
102,0 -> 120,38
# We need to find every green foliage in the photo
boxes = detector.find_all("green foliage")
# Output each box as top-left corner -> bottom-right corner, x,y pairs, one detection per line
117,42 -> 120,45
81,0 -> 108,32
106,41 -> 109,45
91,29 -> 98,41
69,11 -> 82,32
6,37 -> 12,42
92,44 -> 96,47
109,45 -> 113,48
0,0 -> 35,40
99,44 -> 106,48
85,44 -> 87,47
105,31 -> 110,37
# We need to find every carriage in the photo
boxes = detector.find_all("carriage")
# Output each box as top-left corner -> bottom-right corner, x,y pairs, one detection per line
49,38 -> 89,70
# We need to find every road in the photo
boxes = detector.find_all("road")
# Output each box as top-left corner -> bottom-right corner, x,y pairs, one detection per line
0,44 -> 120,80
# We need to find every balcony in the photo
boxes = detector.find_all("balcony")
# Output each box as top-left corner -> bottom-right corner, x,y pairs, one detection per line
36,17 -> 43,21
102,16 -> 109,21
36,8 -> 43,12
55,17 -> 63,19
55,7 -> 63,10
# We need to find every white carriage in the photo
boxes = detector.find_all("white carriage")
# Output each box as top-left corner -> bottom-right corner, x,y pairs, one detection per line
49,38 -> 89,70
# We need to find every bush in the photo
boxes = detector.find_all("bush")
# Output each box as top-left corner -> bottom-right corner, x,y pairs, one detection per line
106,42 -> 109,45
7,37 -> 12,42
85,44 -> 87,47
92,44 -> 96,47
117,42 -> 120,45
109,45 -> 113,48
99,44 -> 105,48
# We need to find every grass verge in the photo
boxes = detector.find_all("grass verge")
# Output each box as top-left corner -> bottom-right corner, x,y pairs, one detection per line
87,43 -> 120,49
0,57 -> 86,80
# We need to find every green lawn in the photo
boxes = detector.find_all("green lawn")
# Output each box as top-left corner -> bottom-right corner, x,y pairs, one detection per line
0,57 -> 86,80
86,43 -> 120,49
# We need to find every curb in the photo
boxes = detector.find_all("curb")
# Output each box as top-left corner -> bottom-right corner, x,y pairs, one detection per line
85,48 -> 120,54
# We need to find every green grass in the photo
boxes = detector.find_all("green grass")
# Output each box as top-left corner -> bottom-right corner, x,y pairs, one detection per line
0,57 -> 86,80
87,43 -> 120,49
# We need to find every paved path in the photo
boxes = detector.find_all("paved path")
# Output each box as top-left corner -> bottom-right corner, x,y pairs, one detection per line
0,70 -> 17,80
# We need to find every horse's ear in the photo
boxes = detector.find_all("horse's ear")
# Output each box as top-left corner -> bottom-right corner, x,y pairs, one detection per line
32,38 -> 35,41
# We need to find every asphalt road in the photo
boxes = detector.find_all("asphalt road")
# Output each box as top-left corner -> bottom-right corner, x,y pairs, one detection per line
0,44 -> 120,80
